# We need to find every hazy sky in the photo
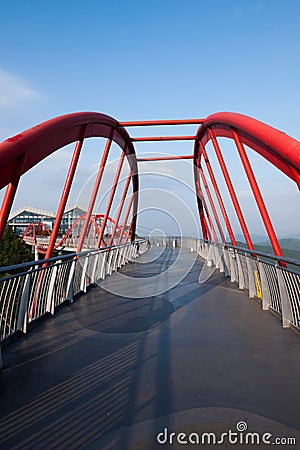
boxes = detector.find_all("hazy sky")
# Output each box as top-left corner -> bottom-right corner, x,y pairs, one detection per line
0,0 -> 299,238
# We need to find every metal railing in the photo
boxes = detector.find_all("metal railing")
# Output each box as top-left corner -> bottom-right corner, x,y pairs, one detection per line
0,239 -> 148,366
149,236 -> 300,333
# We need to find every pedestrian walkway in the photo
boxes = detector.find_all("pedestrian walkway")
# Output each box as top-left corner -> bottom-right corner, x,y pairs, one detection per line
0,247 -> 299,449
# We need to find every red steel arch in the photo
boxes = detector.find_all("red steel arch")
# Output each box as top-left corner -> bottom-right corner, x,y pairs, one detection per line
20,215 -> 130,254
194,112 -> 300,258
0,111 -> 299,262
0,112 -> 139,257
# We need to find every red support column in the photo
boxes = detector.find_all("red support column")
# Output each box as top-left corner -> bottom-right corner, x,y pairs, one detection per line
208,129 -> 254,250
118,194 -> 134,244
97,151 -> 126,248
232,128 -> 284,258
200,142 -> 237,246
45,127 -> 86,259
203,200 -> 218,243
124,219 -> 133,243
199,167 -> 226,243
108,170 -> 132,246
76,135 -> 113,252
0,153 -> 27,242
194,161 -> 217,241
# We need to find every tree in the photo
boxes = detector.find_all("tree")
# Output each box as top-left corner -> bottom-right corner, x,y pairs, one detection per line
0,226 -> 32,268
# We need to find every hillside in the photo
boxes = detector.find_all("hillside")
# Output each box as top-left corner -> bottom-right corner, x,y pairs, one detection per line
233,238 -> 300,261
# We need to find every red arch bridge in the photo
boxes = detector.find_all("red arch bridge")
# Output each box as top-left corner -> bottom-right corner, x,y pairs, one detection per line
0,112 -> 300,449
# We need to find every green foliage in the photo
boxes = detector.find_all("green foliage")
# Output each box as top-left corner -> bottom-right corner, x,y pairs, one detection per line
0,226 -> 32,268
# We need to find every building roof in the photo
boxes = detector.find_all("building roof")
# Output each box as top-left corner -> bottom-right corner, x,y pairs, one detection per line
9,206 -> 56,221
8,205 -> 87,221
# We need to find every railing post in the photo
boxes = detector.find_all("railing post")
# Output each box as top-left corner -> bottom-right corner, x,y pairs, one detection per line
229,251 -> 237,283
100,251 -> 107,279
90,252 -> 99,284
66,260 -> 75,302
16,270 -> 32,333
236,253 -> 245,290
46,265 -> 57,315
117,248 -> 123,268
258,261 -> 271,310
276,267 -> 293,328
246,256 -> 256,298
107,250 -> 113,275
80,256 -> 89,293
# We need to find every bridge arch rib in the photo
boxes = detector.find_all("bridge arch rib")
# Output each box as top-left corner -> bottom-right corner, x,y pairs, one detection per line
194,112 -> 300,258
0,112 -> 139,255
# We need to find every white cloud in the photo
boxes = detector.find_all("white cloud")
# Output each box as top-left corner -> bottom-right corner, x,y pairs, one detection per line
0,68 -> 40,108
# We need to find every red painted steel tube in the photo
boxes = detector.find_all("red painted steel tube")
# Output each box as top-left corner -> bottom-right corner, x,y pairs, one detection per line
196,112 -> 300,188
206,220 -> 212,241
124,219 -> 133,243
232,128 -> 284,257
203,200 -> 218,242
0,113 -> 139,246
97,152 -> 126,248
0,112 -> 138,190
118,194 -> 134,244
137,155 -> 194,162
120,119 -> 204,127
200,143 -> 237,246
199,167 -> 226,243
193,163 -> 209,240
76,136 -> 113,252
108,170 -> 132,246
131,136 -> 196,142
0,153 -> 26,242
45,127 -> 86,259
208,129 -> 254,250
194,165 -> 218,242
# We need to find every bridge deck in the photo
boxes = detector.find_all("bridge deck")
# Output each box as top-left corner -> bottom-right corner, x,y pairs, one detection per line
0,247 -> 300,449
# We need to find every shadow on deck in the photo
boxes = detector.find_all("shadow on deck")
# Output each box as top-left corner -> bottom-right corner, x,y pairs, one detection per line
0,247 -> 299,449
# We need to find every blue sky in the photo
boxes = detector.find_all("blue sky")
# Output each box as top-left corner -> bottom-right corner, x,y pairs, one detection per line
0,0 -> 299,238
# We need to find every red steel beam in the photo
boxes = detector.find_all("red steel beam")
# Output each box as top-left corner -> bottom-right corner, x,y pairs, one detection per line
208,128 -> 254,250
108,170 -> 132,246
120,119 -> 204,127
232,128 -> 284,258
125,219 -> 133,243
76,136 -> 113,252
194,165 -> 218,242
97,152 -> 126,248
199,167 -> 226,243
193,163 -> 210,241
118,194 -> 134,244
131,136 -> 196,142
45,126 -> 86,259
0,153 -> 27,242
197,112 -> 300,188
200,143 -> 237,246
137,155 -> 194,162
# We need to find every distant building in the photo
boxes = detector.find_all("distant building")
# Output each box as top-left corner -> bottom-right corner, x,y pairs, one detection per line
8,205 -> 86,235
60,206 -> 87,233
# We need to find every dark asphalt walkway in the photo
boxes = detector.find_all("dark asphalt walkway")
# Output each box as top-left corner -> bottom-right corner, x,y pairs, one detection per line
0,247 -> 300,449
